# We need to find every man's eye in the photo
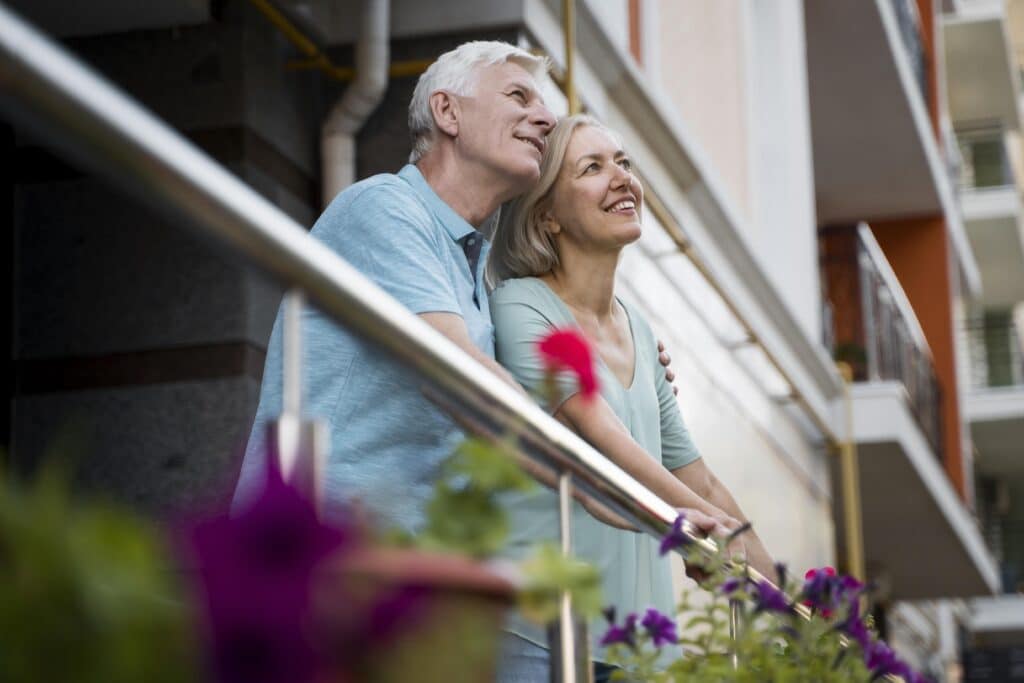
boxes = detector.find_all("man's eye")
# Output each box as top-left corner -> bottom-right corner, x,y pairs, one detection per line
509,89 -> 527,102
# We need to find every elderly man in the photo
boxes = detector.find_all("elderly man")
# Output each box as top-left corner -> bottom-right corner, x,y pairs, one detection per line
235,41 -> 556,525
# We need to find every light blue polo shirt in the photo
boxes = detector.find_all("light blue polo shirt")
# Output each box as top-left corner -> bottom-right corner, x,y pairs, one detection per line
234,165 -> 494,530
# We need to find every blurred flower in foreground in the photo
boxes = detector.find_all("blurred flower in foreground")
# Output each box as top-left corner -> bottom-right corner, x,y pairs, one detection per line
600,607 -> 639,649
182,462 -> 352,683
641,607 -> 678,647
537,327 -> 598,399
658,513 -> 692,556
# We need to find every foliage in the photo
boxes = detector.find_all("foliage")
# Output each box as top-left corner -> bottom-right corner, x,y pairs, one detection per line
601,517 -> 930,682
0,464 -> 197,683
518,543 -> 604,623
416,436 -> 536,558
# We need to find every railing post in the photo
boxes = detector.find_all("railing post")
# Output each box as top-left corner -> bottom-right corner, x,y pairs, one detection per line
266,290 -> 328,511
729,598 -> 741,670
548,472 -> 590,683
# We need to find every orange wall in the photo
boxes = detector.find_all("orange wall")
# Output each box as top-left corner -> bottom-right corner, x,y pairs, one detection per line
871,217 -> 967,499
916,0 -> 941,138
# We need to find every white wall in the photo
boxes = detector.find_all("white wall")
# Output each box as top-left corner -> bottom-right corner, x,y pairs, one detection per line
741,0 -> 823,347
654,0 -> 752,221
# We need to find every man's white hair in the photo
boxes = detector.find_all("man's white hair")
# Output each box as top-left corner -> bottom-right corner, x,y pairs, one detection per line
408,41 -> 550,164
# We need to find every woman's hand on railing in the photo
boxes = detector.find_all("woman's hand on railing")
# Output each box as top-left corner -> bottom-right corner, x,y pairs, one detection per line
675,508 -> 745,582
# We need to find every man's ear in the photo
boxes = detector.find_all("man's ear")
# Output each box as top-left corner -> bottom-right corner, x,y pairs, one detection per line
428,90 -> 460,139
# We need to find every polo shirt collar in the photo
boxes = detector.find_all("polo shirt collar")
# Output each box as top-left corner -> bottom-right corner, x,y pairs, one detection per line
398,164 -> 477,242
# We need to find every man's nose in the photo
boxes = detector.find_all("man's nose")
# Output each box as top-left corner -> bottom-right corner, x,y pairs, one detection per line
531,103 -> 556,133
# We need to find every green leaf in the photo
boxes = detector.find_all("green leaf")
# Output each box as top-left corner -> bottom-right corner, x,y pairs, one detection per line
518,544 -> 603,623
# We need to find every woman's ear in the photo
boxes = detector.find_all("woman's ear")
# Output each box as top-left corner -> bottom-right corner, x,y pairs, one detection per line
429,91 -> 460,139
538,207 -> 561,235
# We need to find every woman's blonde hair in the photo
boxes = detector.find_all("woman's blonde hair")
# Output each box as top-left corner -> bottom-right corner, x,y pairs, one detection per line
487,114 -> 610,284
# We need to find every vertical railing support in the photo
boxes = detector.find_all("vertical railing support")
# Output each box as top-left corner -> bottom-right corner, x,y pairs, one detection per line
729,598 -> 741,670
266,290 -> 328,511
549,472 -> 589,683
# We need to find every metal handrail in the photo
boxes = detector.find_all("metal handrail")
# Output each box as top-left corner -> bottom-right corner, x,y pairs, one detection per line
0,1 -> 759,575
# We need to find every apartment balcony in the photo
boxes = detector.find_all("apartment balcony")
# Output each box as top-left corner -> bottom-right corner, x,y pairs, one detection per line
821,224 -> 1000,599
805,0 -> 982,296
965,314 -> 1024,477
959,130 -> 1024,307
943,0 -> 1021,131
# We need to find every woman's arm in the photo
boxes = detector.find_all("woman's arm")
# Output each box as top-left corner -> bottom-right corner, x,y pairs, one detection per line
672,459 -> 777,582
555,394 -> 736,524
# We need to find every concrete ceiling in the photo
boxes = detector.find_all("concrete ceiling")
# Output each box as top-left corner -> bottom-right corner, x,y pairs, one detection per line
805,0 -> 943,225
5,0 -> 209,38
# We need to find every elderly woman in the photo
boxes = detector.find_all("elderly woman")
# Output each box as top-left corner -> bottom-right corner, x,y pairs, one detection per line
489,114 -> 775,679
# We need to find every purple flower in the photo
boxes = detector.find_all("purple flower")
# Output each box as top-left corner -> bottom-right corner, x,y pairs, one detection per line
641,608 -> 678,647
752,579 -> 793,615
659,514 -> 692,556
719,577 -> 742,595
865,640 -> 902,679
183,462 -> 352,683
600,610 -> 639,649
835,600 -> 871,651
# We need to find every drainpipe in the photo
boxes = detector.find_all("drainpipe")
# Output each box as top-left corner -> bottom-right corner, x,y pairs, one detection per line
321,0 -> 389,207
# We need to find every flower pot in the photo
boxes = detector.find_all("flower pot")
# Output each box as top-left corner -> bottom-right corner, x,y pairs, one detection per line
314,547 -> 517,683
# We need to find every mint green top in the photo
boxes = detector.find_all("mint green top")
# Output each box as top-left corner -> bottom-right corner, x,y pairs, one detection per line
490,277 -> 701,662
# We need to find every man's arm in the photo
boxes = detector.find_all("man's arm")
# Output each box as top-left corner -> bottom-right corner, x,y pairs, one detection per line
419,311 -> 526,393
671,459 -> 776,582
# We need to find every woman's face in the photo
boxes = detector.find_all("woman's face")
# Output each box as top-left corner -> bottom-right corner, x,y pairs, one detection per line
546,125 -> 643,253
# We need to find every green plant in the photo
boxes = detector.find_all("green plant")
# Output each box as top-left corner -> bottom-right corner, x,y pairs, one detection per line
0,465 -> 197,683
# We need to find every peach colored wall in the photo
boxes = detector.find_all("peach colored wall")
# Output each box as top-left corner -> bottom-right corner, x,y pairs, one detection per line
655,0 -> 750,220
872,217 -> 967,498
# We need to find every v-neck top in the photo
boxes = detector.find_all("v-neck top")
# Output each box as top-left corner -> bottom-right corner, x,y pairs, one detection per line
489,277 -> 701,662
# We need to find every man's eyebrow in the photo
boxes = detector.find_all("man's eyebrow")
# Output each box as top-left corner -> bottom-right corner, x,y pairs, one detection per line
506,81 -> 539,97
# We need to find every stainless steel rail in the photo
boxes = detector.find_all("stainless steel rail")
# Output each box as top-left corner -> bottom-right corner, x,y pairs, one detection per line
0,0 -> 790,653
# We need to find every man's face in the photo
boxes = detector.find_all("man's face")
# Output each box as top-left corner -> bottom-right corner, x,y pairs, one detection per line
453,61 -> 556,198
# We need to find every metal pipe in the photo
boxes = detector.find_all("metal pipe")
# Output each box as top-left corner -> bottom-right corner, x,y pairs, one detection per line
640,180 -> 840,448
321,0 -> 389,206
247,0 -> 431,83
562,0 -> 580,115
557,472 -> 577,683
836,362 -> 867,582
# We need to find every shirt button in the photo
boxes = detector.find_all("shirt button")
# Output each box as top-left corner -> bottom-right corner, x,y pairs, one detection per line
466,237 -> 475,245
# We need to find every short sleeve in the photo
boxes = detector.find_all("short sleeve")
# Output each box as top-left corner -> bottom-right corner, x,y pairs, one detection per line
313,182 -> 461,316
490,285 -> 581,411
655,352 -> 702,470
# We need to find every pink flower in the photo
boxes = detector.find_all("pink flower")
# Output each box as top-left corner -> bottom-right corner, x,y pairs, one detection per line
537,328 -> 598,400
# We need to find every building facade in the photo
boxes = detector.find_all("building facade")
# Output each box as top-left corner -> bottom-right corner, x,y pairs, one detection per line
3,0 -> 1019,680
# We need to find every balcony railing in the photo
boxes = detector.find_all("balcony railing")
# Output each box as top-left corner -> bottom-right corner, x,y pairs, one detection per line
965,313 -> 1024,389
820,224 -> 944,462
890,0 -> 930,111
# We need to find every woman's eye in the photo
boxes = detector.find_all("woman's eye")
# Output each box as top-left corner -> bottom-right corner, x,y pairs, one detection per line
618,158 -> 632,171
585,162 -> 600,173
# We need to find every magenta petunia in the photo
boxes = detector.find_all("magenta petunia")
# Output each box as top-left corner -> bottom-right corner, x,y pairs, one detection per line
537,328 -> 599,399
